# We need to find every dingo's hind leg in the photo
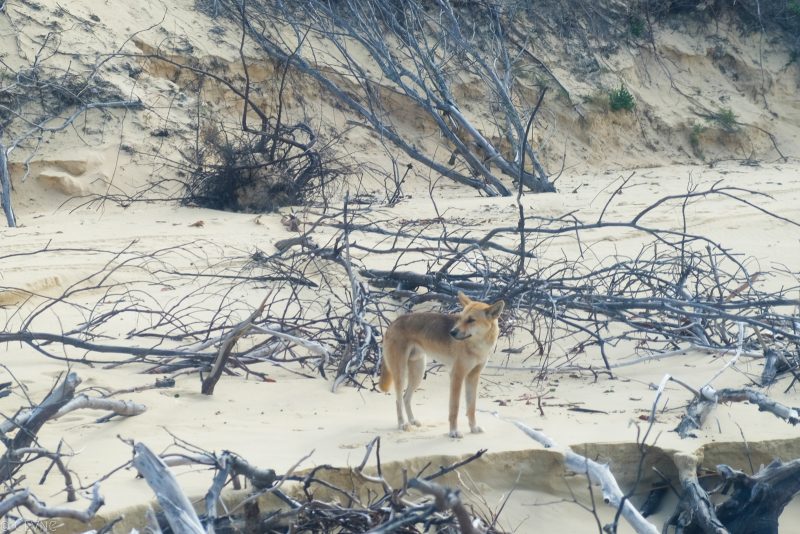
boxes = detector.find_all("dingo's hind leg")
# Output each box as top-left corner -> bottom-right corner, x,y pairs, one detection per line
385,335 -> 411,430
392,361 -> 409,431
403,348 -> 425,427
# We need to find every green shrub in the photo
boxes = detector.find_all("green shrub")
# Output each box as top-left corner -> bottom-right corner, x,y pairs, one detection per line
629,16 -> 645,38
689,123 -> 706,156
609,85 -> 635,112
712,107 -> 738,131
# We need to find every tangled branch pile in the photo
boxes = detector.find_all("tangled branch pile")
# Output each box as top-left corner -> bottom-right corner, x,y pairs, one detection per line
2,184 -> 797,393
134,437 -> 499,534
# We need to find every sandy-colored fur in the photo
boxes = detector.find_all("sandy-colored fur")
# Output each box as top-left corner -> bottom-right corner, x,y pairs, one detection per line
379,292 -> 504,438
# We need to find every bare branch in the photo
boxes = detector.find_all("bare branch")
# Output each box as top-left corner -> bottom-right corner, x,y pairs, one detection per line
0,484 -> 103,523
132,442 -> 205,534
512,420 -> 659,534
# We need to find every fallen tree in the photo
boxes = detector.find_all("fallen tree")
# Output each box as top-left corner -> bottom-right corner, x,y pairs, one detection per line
0,372 -> 145,528
668,454 -> 800,534
205,0 -> 556,196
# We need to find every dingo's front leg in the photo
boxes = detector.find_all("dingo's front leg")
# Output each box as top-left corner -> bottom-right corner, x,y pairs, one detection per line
465,364 -> 484,433
448,366 -> 466,438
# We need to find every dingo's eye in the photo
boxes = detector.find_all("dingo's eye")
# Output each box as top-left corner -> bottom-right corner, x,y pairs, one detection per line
466,317 -> 475,324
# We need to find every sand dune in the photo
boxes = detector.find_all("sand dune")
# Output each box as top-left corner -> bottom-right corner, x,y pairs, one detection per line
1,0 -> 799,532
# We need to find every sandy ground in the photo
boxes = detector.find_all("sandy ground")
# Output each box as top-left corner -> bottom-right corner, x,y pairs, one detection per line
2,0 -> 800,531
2,161 -> 800,533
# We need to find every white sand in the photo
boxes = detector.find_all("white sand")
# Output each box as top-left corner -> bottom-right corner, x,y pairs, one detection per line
1,1 -> 799,532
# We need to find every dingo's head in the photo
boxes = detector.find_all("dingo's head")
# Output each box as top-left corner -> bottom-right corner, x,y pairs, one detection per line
449,292 -> 505,340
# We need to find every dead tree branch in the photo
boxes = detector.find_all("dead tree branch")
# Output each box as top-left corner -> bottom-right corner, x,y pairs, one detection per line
668,455 -> 800,533
0,373 -> 80,483
132,442 -> 205,534
159,451 -> 277,491
671,453 -> 728,534
715,459 -> 800,533
675,385 -> 800,438
8,446 -> 77,502
142,436 -> 497,533
55,395 -> 147,419
0,484 -> 103,523
0,143 -> 14,226
201,293 -> 269,395
512,420 -> 659,534
407,478 -> 481,534
3,182 -> 798,390
208,0 -> 555,195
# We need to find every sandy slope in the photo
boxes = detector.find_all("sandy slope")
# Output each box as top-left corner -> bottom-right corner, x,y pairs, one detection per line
2,0 -> 800,531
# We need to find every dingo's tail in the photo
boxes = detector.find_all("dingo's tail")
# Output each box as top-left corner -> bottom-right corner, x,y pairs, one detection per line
378,356 -> 392,392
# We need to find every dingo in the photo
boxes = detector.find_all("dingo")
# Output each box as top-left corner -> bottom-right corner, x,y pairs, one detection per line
379,292 -> 504,438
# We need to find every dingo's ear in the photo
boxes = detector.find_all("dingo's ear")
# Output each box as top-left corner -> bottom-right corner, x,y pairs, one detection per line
486,301 -> 505,319
457,291 -> 472,307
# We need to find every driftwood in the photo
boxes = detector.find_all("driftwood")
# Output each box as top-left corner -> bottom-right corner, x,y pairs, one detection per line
675,385 -> 800,438
715,459 -> 800,533
160,451 -> 277,491
512,420 -> 659,534
0,370 -> 141,524
2,181 -> 798,394
407,478 -> 481,534
670,453 -> 727,534
131,442 -> 205,534
1,393 -> 147,435
204,454 -> 231,530
57,395 -> 146,419
201,294 -> 269,395
0,484 -> 103,522
668,455 -> 800,534
137,437 -> 498,534
0,373 -> 80,483
249,325 -> 331,368
274,236 -> 317,252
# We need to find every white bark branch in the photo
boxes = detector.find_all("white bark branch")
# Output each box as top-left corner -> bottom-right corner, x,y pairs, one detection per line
1,395 -> 146,435
250,324 -> 331,364
512,420 -> 659,534
132,442 -> 205,534
0,484 -> 103,522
